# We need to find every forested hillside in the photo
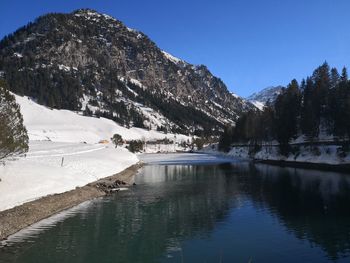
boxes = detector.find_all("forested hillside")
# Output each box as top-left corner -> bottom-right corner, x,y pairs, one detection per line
219,62 -> 350,155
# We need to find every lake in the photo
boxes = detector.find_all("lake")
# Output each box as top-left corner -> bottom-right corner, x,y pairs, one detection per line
1,153 -> 350,262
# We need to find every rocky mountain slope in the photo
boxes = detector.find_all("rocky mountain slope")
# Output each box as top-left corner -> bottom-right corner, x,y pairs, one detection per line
247,86 -> 283,109
0,9 -> 253,135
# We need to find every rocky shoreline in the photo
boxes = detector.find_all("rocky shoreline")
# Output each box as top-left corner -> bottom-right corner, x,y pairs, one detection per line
0,162 -> 143,240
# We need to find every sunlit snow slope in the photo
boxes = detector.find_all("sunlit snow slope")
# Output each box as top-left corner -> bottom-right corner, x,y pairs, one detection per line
15,95 -> 190,143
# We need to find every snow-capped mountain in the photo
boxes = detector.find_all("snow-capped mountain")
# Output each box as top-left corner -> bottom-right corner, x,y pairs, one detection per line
0,9 -> 253,135
247,86 -> 284,109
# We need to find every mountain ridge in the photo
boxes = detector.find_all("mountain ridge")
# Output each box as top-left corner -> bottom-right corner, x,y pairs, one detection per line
0,8 -> 254,135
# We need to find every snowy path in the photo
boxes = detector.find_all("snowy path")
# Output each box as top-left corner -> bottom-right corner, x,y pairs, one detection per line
26,142 -> 107,158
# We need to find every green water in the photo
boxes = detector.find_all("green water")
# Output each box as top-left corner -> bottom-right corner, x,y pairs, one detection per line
1,156 -> 350,262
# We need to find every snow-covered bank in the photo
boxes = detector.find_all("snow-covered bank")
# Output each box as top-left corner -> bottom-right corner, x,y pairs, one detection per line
200,142 -> 350,168
227,144 -> 350,166
0,94 -> 195,212
0,141 -> 138,211
0,94 -> 196,212
1,94 -> 186,212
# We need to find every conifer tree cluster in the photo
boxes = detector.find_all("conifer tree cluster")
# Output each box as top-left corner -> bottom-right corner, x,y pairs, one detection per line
0,79 -> 29,160
219,63 -> 350,155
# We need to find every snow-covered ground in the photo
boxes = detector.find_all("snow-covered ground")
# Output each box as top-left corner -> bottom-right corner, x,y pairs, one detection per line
0,141 -> 138,211
227,145 -> 350,165
201,135 -> 350,165
16,95 -> 191,144
0,94 -> 192,212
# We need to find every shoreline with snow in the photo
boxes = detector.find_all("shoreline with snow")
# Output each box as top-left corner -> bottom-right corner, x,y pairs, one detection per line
0,162 -> 143,240
0,93 -> 193,212
0,91 -> 195,240
0,142 -> 139,212
205,143 -> 350,173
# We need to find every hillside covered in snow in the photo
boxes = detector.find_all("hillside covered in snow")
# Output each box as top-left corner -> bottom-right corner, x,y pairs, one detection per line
15,94 -> 191,144
0,93 -> 193,212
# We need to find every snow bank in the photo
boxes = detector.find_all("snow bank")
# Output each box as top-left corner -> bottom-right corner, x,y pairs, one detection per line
227,145 -> 350,165
0,142 -> 138,211
0,94 -> 196,211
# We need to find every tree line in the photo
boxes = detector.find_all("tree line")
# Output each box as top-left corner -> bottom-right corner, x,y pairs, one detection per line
219,63 -> 350,155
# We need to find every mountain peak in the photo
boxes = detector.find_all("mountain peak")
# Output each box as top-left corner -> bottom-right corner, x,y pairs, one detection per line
73,8 -> 120,23
73,8 -> 105,17
247,86 -> 284,109
0,9 -> 254,135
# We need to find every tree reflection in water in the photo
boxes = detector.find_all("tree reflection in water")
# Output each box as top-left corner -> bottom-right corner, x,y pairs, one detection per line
232,163 -> 350,260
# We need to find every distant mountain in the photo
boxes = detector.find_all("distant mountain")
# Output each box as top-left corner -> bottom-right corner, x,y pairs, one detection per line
247,86 -> 283,110
0,9 -> 253,135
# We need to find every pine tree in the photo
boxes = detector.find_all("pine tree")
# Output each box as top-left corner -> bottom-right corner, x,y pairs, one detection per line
274,80 -> 301,154
218,125 -> 233,152
260,104 -> 275,142
331,72 -> 350,141
330,67 -> 340,88
312,62 -> 330,110
310,62 -> 331,135
300,77 -> 319,139
341,67 -> 348,82
0,79 -> 29,160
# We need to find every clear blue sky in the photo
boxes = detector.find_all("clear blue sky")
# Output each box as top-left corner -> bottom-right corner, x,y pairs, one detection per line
1,0 -> 350,97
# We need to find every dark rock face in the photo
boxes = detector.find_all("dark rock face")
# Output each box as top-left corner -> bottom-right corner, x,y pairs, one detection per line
0,9 -> 253,135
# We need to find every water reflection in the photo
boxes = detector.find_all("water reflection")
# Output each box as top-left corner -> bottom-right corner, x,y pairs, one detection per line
1,162 -> 350,262
237,163 -> 350,260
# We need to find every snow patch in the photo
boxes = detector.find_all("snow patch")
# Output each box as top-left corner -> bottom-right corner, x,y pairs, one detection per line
161,51 -> 183,64
58,64 -> 71,72
13,52 -> 23,58
129,78 -> 143,88
231,92 -> 239,98
250,100 -> 265,110
126,27 -> 137,33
